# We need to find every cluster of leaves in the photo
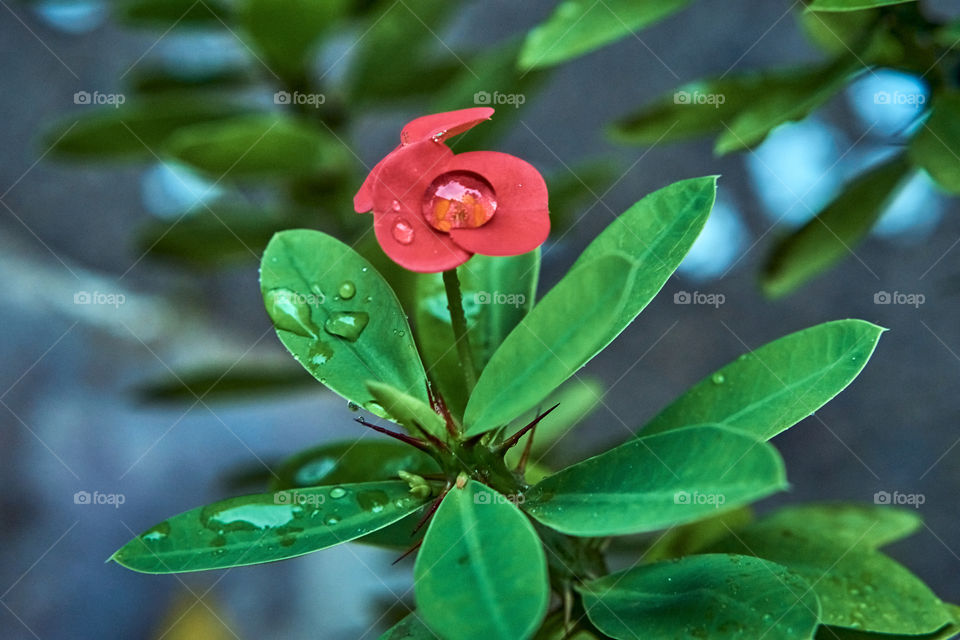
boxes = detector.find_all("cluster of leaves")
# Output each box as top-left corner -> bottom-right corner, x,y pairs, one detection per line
521,0 -> 960,297
113,177 -> 957,639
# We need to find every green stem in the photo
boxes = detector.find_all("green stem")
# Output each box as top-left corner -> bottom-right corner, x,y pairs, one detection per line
442,268 -> 478,395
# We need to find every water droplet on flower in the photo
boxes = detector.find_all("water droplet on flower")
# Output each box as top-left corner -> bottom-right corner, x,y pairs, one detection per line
338,281 -> 356,300
422,171 -> 497,232
357,490 -> 389,513
265,288 -> 317,338
712,373 -> 725,385
391,199 -> 401,212
324,311 -> 369,341
392,219 -> 415,245
329,487 -> 347,499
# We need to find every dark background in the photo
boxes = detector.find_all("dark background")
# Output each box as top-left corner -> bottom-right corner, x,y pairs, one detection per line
1,1 -> 959,638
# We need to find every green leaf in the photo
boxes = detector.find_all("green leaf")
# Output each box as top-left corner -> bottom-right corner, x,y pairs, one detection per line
260,230 -> 430,413
642,506 -> 753,562
127,66 -> 252,95
759,503 -> 922,549
798,9 -> 904,65
577,554 -> 820,640
239,0 -> 349,78
640,319 -> 885,441
137,207 -> 289,267
112,481 -> 429,573
816,623 -> 959,640
165,114 -> 349,179
807,0 -> 916,11
134,362 -> 314,404
116,0 -> 231,27
762,156 -> 912,297
519,0 -> 693,70
414,251 -> 539,420
708,518 -> 952,634
464,177 -> 715,435
715,59 -> 859,154
378,613 -> 436,640
522,424 -> 787,536
269,440 -> 439,491
40,99 -> 242,161
910,92 -> 960,194
414,480 -> 549,640
505,377 -> 604,468
366,380 -> 447,439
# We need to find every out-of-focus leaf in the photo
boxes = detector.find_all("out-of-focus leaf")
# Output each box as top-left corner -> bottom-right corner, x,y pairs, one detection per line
909,92 -> 960,194
135,362 -> 314,404
798,8 -> 903,64
165,114 -> 350,179
464,177 -> 715,435
260,230 -> 430,413
641,319 -> 885,441
545,160 -> 620,231
519,0 -> 693,70
128,67 -> 253,95
41,99 -> 243,160
816,623 -> 959,640
379,613 -> 436,640
152,592 -> 234,640
112,481 -> 429,573
239,0 -> 350,79
577,554 -> 820,640
415,251 -> 539,421
762,156 -> 911,297
414,480 -> 549,640
116,0 -> 231,27
523,425 -> 786,536
137,208 -> 293,267
642,506 -> 753,562
758,503 -> 922,548
807,0 -> 916,11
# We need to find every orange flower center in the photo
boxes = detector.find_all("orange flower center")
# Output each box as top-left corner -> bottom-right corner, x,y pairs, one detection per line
422,171 -> 497,232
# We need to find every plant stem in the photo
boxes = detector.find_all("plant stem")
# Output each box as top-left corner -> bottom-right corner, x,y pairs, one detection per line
442,268 -> 478,395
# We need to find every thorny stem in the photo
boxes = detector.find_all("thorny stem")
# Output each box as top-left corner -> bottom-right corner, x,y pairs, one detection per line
354,417 -> 431,453
442,268 -> 478,395
499,403 -> 560,453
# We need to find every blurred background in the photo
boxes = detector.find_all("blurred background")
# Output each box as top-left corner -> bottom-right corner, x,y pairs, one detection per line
2,0 -> 959,638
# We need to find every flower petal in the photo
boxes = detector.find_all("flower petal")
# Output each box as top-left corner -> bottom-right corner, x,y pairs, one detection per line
401,107 -> 495,145
354,145 -> 399,213
446,151 -> 550,256
371,140 -> 472,273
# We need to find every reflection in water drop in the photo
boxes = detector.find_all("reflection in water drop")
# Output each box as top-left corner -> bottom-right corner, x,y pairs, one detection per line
422,171 -> 497,232
392,220 -> 415,245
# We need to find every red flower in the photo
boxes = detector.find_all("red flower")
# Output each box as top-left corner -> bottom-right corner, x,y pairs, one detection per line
354,108 -> 550,273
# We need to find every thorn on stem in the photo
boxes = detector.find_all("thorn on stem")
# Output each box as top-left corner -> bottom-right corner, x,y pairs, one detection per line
354,417 -> 432,453
499,403 -> 560,453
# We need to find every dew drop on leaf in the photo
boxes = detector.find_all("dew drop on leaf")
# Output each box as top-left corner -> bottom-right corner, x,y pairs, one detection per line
141,521 -> 170,542
324,311 -> 369,341
265,288 -> 317,338
329,487 -> 347,499
357,490 -> 389,513
338,280 -> 356,300
711,373 -> 726,385
325,514 -> 341,526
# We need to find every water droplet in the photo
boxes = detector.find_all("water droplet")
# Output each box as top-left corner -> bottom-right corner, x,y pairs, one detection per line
338,280 -> 356,300
391,199 -> 401,212
142,522 -> 170,542
294,457 -> 337,485
201,501 -> 296,532
357,490 -> 389,513
324,311 -> 369,341
422,171 -> 497,232
309,341 -> 334,366
347,401 -> 360,412
325,514 -> 341,526
329,487 -> 347,499
712,373 -> 726,385
264,288 -> 316,338
392,219 -> 415,245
